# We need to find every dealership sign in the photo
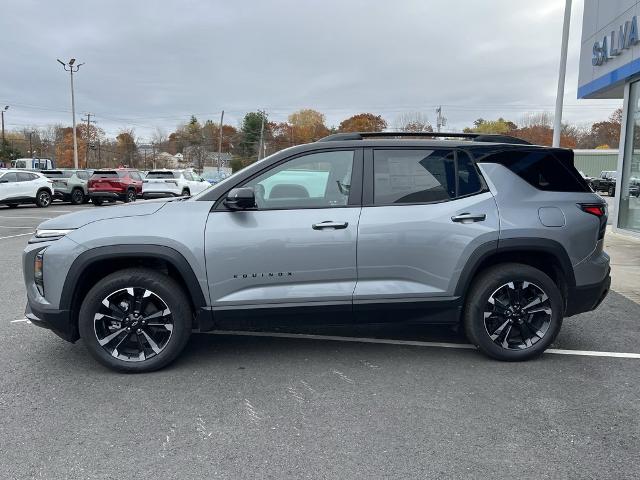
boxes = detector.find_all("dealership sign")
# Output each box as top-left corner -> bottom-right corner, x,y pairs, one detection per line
593,16 -> 639,66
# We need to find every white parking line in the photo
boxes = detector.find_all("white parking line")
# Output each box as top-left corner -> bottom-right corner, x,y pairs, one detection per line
10,318 -> 29,323
210,330 -> 640,360
0,216 -> 53,220
0,225 -> 38,229
0,232 -> 34,240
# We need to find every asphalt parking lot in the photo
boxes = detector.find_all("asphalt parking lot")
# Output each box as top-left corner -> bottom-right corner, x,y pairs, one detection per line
1,202 -> 640,479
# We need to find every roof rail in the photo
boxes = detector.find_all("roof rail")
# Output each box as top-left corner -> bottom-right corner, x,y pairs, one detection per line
317,131 -> 531,145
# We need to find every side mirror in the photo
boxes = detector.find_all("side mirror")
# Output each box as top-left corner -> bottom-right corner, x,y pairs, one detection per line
224,187 -> 256,210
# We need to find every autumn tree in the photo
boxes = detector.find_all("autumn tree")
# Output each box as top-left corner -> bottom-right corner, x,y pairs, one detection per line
115,129 -> 137,167
288,109 -> 330,143
394,112 -> 433,132
576,108 -> 622,149
338,113 -> 387,132
464,117 -> 517,135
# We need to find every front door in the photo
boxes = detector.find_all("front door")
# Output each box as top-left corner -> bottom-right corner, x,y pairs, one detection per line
205,149 -> 362,311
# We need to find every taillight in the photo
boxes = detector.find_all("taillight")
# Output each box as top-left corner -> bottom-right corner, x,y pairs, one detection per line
578,203 -> 606,217
579,203 -> 607,240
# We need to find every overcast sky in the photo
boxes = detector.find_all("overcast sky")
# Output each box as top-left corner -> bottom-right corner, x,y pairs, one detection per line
0,0 -> 622,139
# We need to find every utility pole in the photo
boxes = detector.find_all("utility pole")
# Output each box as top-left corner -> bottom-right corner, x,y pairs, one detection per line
257,109 -> 266,161
81,113 -> 95,168
57,58 -> 84,168
552,0 -> 572,148
217,110 -> 224,172
29,132 -> 33,158
1,106 -> 8,146
435,106 -> 446,132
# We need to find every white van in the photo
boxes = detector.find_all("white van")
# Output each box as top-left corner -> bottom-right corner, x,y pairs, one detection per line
11,158 -> 54,170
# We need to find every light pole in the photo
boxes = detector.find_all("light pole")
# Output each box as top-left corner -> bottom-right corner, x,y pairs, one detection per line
552,0 -> 572,147
1,105 -> 8,146
57,58 -> 84,168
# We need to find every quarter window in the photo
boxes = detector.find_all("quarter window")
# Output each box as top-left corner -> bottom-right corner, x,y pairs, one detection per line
244,150 -> 354,209
17,172 -> 37,182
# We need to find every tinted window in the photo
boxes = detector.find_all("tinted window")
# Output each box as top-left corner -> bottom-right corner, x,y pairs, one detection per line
456,151 -> 483,196
374,149 -> 456,204
129,172 -> 142,181
77,171 -> 89,180
485,150 -> 591,192
1,172 -> 18,182
18,172 -> 37,182
183,172 -> 194,181
244,150 -> 354,209
147,171 -> 177,179
44,170 -> 73,178
92,171 -> 119,178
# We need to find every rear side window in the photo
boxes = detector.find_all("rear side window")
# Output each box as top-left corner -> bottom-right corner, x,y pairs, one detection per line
373,149 -> 485,204
129,172 -> 142,180
484,149 -> 591,192
92,171 -> 119,178
17,172 -> 38,181
146,171 -> 177,179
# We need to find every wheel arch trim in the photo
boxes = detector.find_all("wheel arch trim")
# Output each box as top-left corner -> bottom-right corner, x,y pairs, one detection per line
455,237 -> 576,298
60,244 -> 208,314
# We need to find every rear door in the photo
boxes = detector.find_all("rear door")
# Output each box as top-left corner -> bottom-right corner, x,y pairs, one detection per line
205,148 -> 362,310
17,172 -> 39,198
355,148 -> 499,304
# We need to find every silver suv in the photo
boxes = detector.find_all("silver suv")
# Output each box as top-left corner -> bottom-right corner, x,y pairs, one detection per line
43,169 -> 91,205
22,132 -> 611,372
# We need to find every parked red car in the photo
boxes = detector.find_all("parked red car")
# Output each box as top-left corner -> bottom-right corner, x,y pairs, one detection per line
88,169 -> 143,206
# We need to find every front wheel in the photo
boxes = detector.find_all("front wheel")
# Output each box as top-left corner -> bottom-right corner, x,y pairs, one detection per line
92,198 -> 104,206
7,203 -> 19,209
36,190 -> 52,208
463,263 -> 563,361
78,268 -> 193,372
608,186 -> 615,196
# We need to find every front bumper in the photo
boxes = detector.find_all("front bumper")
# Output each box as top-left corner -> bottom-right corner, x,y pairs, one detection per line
565,269 -> 611,317
25,302 -> 77,342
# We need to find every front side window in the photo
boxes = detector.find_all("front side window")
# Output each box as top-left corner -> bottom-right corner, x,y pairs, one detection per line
244,150 -> 354,209
1,172 -> 18,183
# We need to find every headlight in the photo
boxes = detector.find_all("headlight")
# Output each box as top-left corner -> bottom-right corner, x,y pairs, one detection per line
35,229 -> 74,239
34,250 -> 45,296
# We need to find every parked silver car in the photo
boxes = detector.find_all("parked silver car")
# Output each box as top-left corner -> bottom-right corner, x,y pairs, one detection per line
44,169 -> 92,205
23,132 -> 610,372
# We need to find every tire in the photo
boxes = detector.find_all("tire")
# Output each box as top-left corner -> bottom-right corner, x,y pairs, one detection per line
70,188 -> 85,205
36,189 -> 52,208
463,263 -> 563,361
7,203 -> 19,209
92,198 -> 104,206
608,185 -> 615,196
125,189 -> 136,203
78,268 -> 193,373
181,188 -> 190,197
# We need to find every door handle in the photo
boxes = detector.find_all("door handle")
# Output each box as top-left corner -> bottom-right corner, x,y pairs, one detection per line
451,213 -> 486,223
312,221 -> 349,230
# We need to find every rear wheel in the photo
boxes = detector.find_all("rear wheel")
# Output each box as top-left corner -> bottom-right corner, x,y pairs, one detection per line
608,185 -> 615,196
78,268 -> 193,372
70,188 -> 85,205
181,188 -> 190,197
7,203 -> 18,209
125,189 -> 136,203
463,263 -> 563,361
92,198 -> 104,206
36,189 -> 52,208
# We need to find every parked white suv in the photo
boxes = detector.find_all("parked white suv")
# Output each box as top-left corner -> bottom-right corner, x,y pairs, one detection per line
0,170 -> 54,208
142,170 -> 210,198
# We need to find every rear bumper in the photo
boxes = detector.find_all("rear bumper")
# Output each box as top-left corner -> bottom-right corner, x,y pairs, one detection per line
142,191 -> 180,199
565,269 -> 611,317
89,191 -> 123,200
25,302 -> 77,342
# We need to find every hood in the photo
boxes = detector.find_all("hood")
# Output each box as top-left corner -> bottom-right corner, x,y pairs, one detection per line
39,200 -> 171,230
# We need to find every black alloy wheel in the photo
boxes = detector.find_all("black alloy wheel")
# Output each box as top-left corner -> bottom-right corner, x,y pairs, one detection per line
464,263 -> 563,361
70,188 -> 85,205
125,189 -> 136,203
78,268 -> 192,372
483,281 -> 552,350
36,190 -> 51,208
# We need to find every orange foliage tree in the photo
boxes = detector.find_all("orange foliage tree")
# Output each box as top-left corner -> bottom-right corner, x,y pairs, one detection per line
338,113 -> 387,132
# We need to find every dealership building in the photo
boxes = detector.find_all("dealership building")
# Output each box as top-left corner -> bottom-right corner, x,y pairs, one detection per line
579,0 -> 640,235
